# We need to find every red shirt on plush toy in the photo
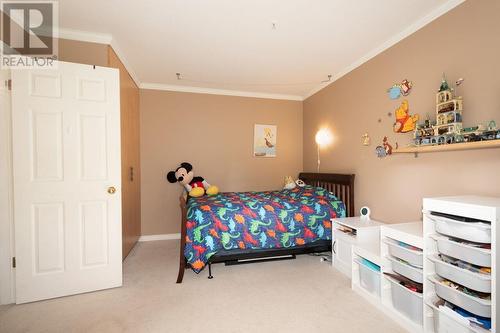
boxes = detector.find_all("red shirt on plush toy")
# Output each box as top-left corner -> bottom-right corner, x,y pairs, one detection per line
166,162 -> 219,197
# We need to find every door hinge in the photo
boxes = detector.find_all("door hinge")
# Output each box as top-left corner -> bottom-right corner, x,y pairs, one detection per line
5,79 -> 12,91
12,257 -> 16,268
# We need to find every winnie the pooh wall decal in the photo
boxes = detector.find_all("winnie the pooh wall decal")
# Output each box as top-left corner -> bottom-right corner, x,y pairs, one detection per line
393,100 -> 419,133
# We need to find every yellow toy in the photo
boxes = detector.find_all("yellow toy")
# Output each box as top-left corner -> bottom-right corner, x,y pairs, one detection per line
393,100 -> 419,133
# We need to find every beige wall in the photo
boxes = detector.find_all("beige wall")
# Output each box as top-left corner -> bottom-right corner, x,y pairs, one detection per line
140,90 -> 303,235
303,0 -> 500,223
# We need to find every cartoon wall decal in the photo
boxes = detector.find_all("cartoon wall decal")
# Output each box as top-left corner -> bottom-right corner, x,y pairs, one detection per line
393,100 -> 419,133
361,133 -> 371,146
375,145 -> 386,158
375,136 -> 397,158
388,86 -> 401,100
400,79 -> 413,96
387,79 -> 413,99
383,136 -> 395,155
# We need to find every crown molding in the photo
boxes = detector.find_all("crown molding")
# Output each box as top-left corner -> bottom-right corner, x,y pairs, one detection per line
304,0 -> 466,100
140,82 -> 304,101
58,28 -> 112,44
57,28 -> 140,87
58,0 -> 465,102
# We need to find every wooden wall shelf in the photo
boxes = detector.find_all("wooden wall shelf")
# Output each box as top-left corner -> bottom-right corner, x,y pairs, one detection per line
393,139 -> 500,155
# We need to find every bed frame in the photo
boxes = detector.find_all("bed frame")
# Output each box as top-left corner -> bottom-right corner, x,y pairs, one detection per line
176,172 -> 355,283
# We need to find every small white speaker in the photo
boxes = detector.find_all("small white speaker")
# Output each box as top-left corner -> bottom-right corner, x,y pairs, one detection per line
359,206 -> 371,220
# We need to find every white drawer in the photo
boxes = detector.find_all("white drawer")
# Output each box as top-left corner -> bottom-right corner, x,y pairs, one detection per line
426,297 -> 489,333
430,276 -> 491,318
357,259 -> 381,297
429,255 -> 491,293
433,235 -> 491,267
429,214 -> 491,244
387,275 -> 423,325
387,256 -> 423,283
383,238 -> 423,268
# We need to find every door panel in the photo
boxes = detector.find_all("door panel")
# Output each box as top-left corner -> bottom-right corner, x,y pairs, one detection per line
12,61 -> 122,304
29,73 -> 61,98
31,110 -> 63,181
80,201 -> 108,267
33,203 -> 65,274
78,114 -> 108,180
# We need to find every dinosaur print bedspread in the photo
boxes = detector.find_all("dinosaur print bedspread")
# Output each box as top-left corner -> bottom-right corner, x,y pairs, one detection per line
184,186 -> 346,273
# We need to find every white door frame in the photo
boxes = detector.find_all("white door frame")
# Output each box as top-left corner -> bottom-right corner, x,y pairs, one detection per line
0,69 -> 15,305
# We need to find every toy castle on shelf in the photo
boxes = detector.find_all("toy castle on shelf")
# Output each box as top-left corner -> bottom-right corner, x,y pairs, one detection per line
413,75 -> 499,146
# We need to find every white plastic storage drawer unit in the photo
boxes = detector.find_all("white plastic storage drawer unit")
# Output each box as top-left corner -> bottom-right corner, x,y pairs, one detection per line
429,255 -> 491,293
331,217 -> 382,278
387,276 -> 423,325
427,297 -> 484,333
431,213 -> 491,244
432,234 -> 491,267
423,196 -> 499,333
357,258 -> 381,297
387,256 -> 423,283
384,238 -> 423,267
430,276 -> 491,318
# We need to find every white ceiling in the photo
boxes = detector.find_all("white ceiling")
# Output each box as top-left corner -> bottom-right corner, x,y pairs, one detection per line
59,0 -> 464,100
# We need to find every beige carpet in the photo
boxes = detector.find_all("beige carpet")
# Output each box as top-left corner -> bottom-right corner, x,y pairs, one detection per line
0,240 -> 406,333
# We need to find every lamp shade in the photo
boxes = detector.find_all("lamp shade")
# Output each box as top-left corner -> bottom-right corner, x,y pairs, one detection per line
315,129 -> 332,146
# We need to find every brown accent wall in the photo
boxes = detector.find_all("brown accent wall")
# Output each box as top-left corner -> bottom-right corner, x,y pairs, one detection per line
303,1 -> 500,223
58,38 -> 108,67
140,90 -> 303,235
108,47 -> 142,259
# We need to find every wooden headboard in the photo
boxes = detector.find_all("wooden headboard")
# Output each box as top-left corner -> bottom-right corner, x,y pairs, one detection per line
298,173 -> 355,217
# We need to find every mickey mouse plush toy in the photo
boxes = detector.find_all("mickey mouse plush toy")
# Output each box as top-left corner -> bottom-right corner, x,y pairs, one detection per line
166,162 -> 219,198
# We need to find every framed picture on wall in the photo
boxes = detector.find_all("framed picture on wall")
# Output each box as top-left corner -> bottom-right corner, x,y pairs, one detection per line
254,124 -> 277,157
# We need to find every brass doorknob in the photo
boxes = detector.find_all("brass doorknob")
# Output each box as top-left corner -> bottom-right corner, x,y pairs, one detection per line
107,186 -> 116,194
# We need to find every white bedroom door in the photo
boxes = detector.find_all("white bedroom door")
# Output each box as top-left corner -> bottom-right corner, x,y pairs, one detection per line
11,61 -> 122,304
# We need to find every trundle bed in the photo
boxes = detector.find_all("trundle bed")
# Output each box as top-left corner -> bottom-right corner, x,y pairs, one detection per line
176,172 -> 355,283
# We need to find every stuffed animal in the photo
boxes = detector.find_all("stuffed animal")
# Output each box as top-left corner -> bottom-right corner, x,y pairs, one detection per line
283,176 -> 296,190
283,177 -> 306,190
295,179 -> 306,187
166,162 -> 218,197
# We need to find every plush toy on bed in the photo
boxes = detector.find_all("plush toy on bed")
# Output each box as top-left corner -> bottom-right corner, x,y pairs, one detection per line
283,176 -> 296,190
283,176 -> 306,190
166,162 -> 219,197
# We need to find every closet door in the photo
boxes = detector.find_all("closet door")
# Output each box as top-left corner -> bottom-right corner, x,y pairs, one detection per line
11,61 -> 122,304
108,47 -> 141,259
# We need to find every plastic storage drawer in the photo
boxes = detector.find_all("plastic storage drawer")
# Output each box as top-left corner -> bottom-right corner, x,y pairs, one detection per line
384,238 -> 423,267
358,260 -> 381,297
387,256 -> 423,283
426,297 -> 480,333
387,276 -> 423,325
430,215 -> 491,244
429,255 -> 491,293
433,235 -> 491,267
430,276 -> 491,318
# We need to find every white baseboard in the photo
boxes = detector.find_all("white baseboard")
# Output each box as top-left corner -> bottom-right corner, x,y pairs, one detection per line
138,233 -> 181,242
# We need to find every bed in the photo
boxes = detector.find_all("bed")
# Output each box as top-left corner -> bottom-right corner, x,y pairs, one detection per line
176,172 -> 355,283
